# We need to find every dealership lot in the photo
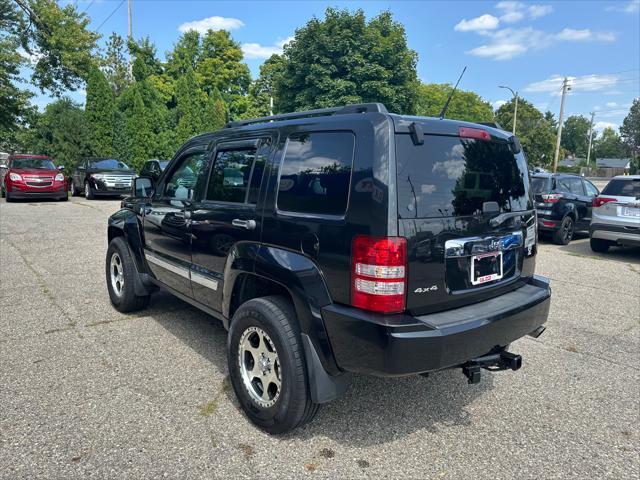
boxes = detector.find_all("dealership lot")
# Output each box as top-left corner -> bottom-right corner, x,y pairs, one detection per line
1,198 -> 638,479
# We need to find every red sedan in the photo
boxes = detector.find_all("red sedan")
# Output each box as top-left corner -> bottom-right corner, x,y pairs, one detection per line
1,154 -> 68,202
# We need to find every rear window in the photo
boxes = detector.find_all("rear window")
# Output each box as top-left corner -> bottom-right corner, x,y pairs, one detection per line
277,131 -> 354,216
531,177 -> 550,194
601,178 -> 640,197
396,134 -> 531,218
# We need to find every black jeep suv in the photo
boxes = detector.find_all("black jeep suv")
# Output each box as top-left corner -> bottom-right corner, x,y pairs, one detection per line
531,173 -> 600,244
106,104 -> 550,433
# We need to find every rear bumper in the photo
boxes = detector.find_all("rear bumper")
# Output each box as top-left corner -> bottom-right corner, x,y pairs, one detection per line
322,276 -> 551,376
536,217 -> 560,231
590,222 -> 640,246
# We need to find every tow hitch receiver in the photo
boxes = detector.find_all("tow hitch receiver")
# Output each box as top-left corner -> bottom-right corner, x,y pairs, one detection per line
462,350 -> 522,384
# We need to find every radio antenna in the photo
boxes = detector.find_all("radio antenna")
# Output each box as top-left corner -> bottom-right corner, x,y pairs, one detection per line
439,66 -> 467,119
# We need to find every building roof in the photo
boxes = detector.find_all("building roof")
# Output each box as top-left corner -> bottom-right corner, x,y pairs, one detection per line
596,158 -> 631,168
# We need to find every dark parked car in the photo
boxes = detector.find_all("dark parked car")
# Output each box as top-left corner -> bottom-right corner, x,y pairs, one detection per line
1,154 -> 68,201
139,159 -> 169,181
105,104 -> 550,433
531,173 -> 600,244
70,157 -> 136,199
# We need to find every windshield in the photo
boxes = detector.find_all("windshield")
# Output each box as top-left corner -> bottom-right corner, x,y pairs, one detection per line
602,178 -> 640,197
11,157 -> 56,170
531,176 -> 550,194
396,134 -> 531,218
89,159 -> 130,170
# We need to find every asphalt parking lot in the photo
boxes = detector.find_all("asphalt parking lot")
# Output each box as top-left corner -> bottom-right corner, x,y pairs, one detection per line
1,197 -> 638,479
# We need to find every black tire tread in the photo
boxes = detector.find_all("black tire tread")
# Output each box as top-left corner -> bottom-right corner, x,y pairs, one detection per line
229,296 -> 319,433
106,237 -> 150,312
553,216 -> 573,245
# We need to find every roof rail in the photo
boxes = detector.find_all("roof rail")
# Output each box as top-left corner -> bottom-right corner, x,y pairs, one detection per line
224,103 -> 388,128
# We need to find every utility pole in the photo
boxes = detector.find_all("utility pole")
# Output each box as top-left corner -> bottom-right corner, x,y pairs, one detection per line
586,111 -> 595,173
553,77 -> 570,173
127,0 -> 133,77
499,85 -> 518,134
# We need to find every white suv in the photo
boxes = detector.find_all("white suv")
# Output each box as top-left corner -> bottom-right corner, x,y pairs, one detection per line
590,175 -> 640,252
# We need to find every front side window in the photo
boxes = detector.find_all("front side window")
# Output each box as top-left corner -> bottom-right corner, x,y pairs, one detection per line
584,180 -> 598,197
277,132 -> 354,215
558,177 -> 584,195
164,152 -> 206,200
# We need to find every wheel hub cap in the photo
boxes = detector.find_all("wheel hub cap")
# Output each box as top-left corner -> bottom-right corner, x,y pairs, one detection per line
110,252 -> 124,297
238,326 -> 281,408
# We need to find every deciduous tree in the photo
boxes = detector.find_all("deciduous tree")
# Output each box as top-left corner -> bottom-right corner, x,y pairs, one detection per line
416,83 -> 493,123
561,115 -> 591,157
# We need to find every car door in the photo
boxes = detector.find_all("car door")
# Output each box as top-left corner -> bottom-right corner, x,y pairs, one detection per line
567,177 -> 590,229
582,179 -> 599,224
189,137 -> 270,311
142,147 -> 208,297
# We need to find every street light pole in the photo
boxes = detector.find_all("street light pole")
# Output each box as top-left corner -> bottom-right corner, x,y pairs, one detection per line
499,85 -> 518,134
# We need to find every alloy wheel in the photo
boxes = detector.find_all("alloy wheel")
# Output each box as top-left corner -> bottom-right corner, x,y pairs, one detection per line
563,219 -> 574,243
238,326 -> 282,408
110,252 -> 124,297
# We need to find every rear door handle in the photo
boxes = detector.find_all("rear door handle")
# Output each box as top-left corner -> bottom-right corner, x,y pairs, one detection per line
232,219 -> 256,230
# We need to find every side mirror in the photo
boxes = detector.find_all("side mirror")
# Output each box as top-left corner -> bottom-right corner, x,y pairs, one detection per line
57,165 -> 64,170
0,164 -> 7,169
133,177 -> 154,198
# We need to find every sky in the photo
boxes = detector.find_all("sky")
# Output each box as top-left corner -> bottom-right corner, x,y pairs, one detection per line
29,0 -> 640,133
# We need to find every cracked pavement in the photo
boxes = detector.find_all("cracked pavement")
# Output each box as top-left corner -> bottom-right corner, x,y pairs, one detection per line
1,197 -> 638,479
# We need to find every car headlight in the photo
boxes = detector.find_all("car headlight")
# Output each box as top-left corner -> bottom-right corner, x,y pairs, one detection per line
91,173 -> 105,180
9,172 -> 22,181
55,173 -> 64,181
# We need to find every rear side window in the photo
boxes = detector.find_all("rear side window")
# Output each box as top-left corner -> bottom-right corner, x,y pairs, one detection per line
277,132 -> 354,215
396,134 -> 531,218
557,177 -> 584,195
602,179 -> 640,197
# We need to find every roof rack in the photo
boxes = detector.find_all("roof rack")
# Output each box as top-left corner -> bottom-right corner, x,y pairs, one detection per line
224,103 -> 388,128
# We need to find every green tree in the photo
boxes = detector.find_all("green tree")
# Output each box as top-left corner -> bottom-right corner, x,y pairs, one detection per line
0,1 -> 34,150
594,127 -> 628,159
175,67 -> 208,144
495,98 -> 556,166
13,0 -> 99,95
416,83 -> 493,122
561,115 -> 591,157
118,84 -> 154,169
29,98 -> 92,168
204,87 -> 228,131
620,98 -> 639,172
129,36 -> 163,81
276,8 -> 419,114
85,66 -> 115,156
247,54 -> 287,117
166,30 -> 201,78
103,33 -> 130,96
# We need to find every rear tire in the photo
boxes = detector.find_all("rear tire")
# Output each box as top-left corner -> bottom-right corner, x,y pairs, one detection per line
106,236 -> 150,312
227,296 -> 319,434
590,237 -> 611,253
70,182 -> 79,197
553,216 -> 574,245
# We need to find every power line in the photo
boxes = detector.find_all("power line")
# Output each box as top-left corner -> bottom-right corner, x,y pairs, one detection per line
82,0 -> 95,13
95,0 -> 125,32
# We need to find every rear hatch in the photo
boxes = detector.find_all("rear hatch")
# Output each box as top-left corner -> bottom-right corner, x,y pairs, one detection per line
394,121 -> 536,315
595,177 -> 640,224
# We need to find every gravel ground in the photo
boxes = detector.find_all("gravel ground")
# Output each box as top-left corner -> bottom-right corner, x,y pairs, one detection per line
1,196 -> 638,479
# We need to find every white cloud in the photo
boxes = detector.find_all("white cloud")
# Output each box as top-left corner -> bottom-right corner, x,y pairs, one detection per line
524,74 -> 620,96
178,16 -> 244,34
606,0 -> 639,13
241,36 -> 293,60
605,101 -> 618,107
594,121 -> 618,132
465,26 -> 616,61
454,14 -> 500,32
493,100 -> 508,109
495,2 -> 553,23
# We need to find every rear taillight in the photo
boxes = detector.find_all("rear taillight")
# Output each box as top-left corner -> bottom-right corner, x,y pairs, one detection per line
541,193 -> 563,203
593,197 -> 616,208
352,235 -> 407,314
459,127 -> 491,141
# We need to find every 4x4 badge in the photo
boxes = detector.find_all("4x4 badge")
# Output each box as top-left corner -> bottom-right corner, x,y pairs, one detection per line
414,286 -> 438,293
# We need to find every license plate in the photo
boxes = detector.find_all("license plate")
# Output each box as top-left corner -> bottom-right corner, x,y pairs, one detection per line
471,251 -> 503,285
621,206 -> 640,218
